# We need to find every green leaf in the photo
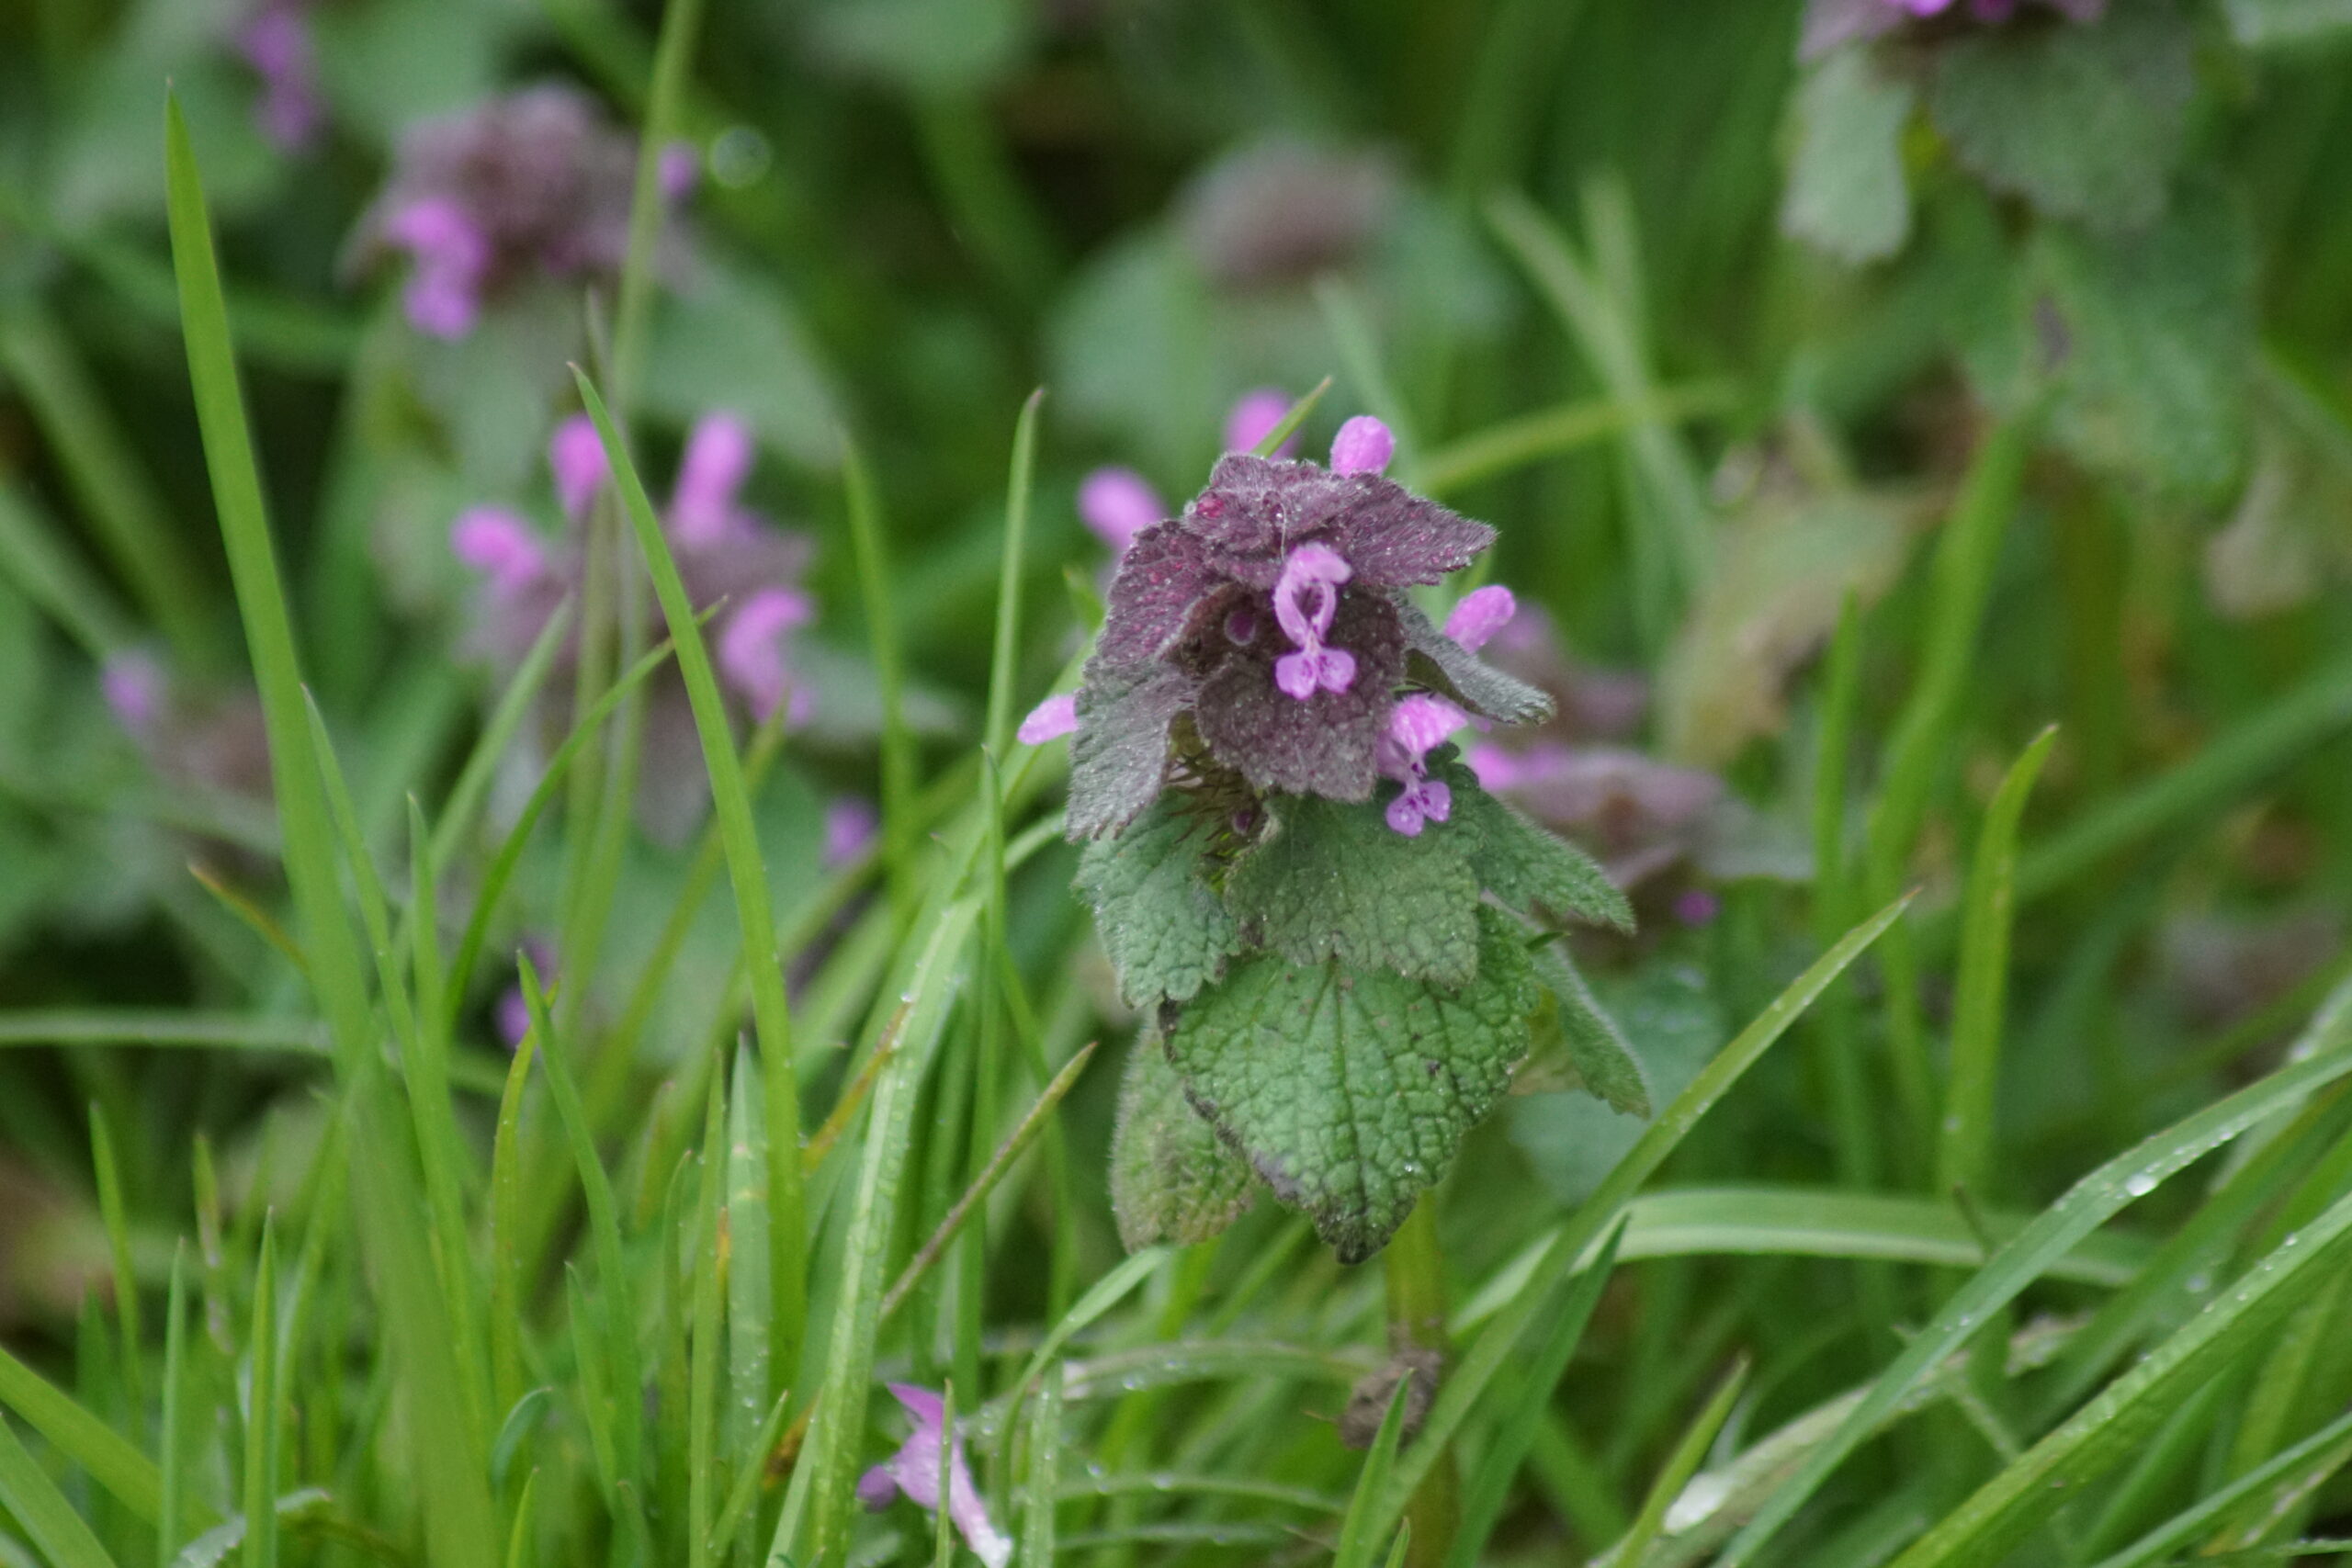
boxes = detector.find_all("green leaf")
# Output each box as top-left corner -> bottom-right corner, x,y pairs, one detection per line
1928,0 -> 2196,231
1444,762 -> 1634,933
2226,0 -> 2352,45
1068,660 -> 1193,840
1782,50 -> 1916,264
1109,1030 -> 1258,1252
1166,907 -> 1538,1262
0,1415 -> 122,1568
1223,792 -> 1483,986
1073,795 -> 1244,1007
2024,189 -> 2257,502
1528,945 -> 1651,1119
1392,596 -> 1555,726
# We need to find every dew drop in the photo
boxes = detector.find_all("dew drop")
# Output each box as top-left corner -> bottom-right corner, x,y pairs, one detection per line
2124,1172 -> 2159,1198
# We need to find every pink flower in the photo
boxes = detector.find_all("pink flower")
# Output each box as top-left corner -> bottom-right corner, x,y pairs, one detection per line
101,651 -> 167,734
1329,415 -> 1395,477
1224,388 -> 1297,457
380,197 -> 490,340
670,413 -> 755,547
823,796 -> 879,868
717,586 -> 813,722
549,414 -> 610,522
1079,467 -> 1164,558
857,1384 -> 1012,1568
1675,888 -> 1722,927
1019,693 -> 1079,745
236,6 -> 324,152
450,507 -> 548,598
1443,585 -> 1516,653
1377,694 -> 1466,837
1270,541 -> 1357,699
659,141 -> 700,200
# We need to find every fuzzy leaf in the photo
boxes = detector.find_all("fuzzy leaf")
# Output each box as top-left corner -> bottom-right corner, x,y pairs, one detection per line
1223,793 -> 1483,986
1184,457 -> 1494,588
1445,762 -> 1634,932
1928,1 -> 2196,230
1782,50 -> 1916,264
1109,1030 -> 1257,1252
1095,522 -> 1218,667
1165,907 -> 1538,1262
2028,189 -> 2257,502
1529,944 -> 1651,1118
1394,597 -> 1555,727
1068,661 -> 1196,840
1194,591 -> 1405,800
1075,794 -> 1245,1006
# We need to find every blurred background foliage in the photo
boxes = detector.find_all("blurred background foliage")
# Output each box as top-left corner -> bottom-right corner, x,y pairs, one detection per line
4,0 -> 2352,1562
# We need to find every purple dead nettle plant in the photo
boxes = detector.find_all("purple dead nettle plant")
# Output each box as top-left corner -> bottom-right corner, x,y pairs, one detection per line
452,410 -> 816,840
1802,0 -> 2107,55
1025,414 -> 1651,1262
351,85 -> 695,339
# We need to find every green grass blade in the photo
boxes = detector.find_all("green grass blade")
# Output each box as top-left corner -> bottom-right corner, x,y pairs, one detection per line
1888,1185 -> 2352,1568
1022,1365 -> 1063,1568
1334,1379 -> 1415,1568
2089,1405 -> 2352,1568
165,97 -> 499,1567
797,899 -> 980,1567
1937,727 -> 2057,1201
1376,894 -> 1912,1543
576,369 -> 810,1393
983,389 -> 1044,758
706,1387 -> 789,1561
0,1013 -> 329,1055
241,1221 -> 277,1568
1445,1220 -> 1626,1568
724,1045 -> 774,1556
0,482 -> 133,660
424,603 -> 571,876
842,433 -> 916,926
1604,1357 -> 1749,1568
486,1025 -> 538,1416
518,958 -> 648,1513
1252,378 -> 1333,458
0,1346 -> 175,1529
1718,976 -> 2352,1567
502,1472 -> 537,1568
1409,386 -> 1736,500
687,1071 -> 728,1568
0,1414 -> 122,1568
1316,277 -> 1418,469
158,1249 -> 185,1568
85,1106 -> 144,1412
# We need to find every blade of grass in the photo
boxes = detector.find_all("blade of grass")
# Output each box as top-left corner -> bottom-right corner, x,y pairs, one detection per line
724,1045 -> 774,1559
983,389 -> 1044,758
687,1071 -> 728,1568
1375,894 -> 1913,1544
1334,1380 -> 1415,1568
2090,1408 -> 2352,1568
0,482 -> 132,660
1316,277 -> 1419,469
158,1249 -> 186,1568
486,1024 -> 539,1416
1717,975 -> 2352,1567
1445,1220 -> 1626,1568
424,603 -> 571,877
1937,727 -> 2057,1201
1887,1184 -> 2352,1568
1601,1358 -> 1751,1568
165,93 -> 498,1568
1410,385 -> 1737,501
0,1414 -> 122,1568
1022,1365 -> 1063,1568
576,367 -> 810,1399
842,434 -> 916,927
1252,377 -> 1333,458
85,1106 -> 144,1413
241,1221 -> 277,1568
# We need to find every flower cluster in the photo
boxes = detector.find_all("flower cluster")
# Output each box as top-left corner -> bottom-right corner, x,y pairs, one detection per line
235,1 -> 324,152
857,1385 -> 1011,1568
351,85 -> 695,339
1042,414 -> 1542,840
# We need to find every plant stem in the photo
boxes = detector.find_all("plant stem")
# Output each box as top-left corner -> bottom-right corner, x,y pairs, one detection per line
1386,1199 -> 1457,1568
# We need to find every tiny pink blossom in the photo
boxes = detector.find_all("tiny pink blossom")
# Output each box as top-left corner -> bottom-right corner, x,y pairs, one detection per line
659,141 -> 701,200
101,651 -> 167,734
549,415 -> 610,522
1442,585 -> 1516,653
1386,774 -> 1452,837
1385,694 -> 1468,761
857,1384 -> 1012,1568
450,507 -> 548,598
1272,541 -> 1352,647
823,796 -> 880,867
671,413 -> 755,547
237,7 -> 324,152
1018,692 -> 1079,745
381,197 -> 490,339
1078,467 -> 1164,558
1224,388 -> 1297,457
1329,415 -> 1396,477
1675,888 -> 1722,927
1274,642 -> 1357,700
717,586 -> 813,722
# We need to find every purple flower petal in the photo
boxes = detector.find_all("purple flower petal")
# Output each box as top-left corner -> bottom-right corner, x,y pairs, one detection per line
1079,467 -> 1165,558
717,586 -> 812,722
672,413 -> 755,547
866,1385 -> 1011,1568
822,796 -> 879,867
1384,693 -> 1467,765
1442,585 -> 1516,653
450,507 -> 548,597
1224,388 -> 1296,456
856,1465 -> 900,1511
1195,592 -> 1403,799
1018,692 -> 1080,744
550,414 -> 610,522
101,651 -> 167,734
1329,415 -> 1396,477
1272,540 -> 1352,648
